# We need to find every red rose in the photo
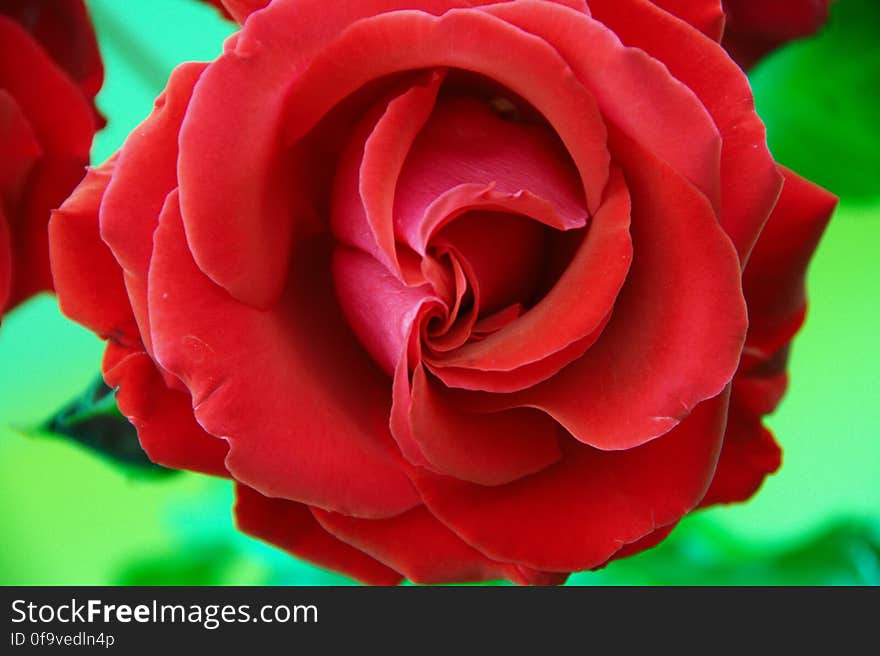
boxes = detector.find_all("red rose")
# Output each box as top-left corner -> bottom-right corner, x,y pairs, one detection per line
200,0 -> 235,20
201,0 -> 269,21
722,0 -> 832,69
50,0 -> 835,585
1,0 -> 102,321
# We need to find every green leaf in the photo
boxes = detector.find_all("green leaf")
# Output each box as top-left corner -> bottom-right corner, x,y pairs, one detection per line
40,375 -> 175,476
114,542 -> 260,586
568,516 -> 880,586
750,0 -> 880,200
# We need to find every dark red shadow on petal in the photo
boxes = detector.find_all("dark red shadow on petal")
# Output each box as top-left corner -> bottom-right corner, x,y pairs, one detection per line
410,388 -> 730,572
722,0 -> 831,70
103,343 -> 229,478
235,485 -> 403,586
0,17 -> 94,158
313,504 -> 565,585
0,0 -> 105,126
648,0 -> 725,41
408,365 -> 562,486
700,399 -> 781,507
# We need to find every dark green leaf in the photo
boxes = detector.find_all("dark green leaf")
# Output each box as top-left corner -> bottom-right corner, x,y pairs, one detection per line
41,375 -> 175,476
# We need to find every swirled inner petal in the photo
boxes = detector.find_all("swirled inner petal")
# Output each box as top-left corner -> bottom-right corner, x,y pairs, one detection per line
332,70 -> 445,280
472,131 -> 746,451
426,170 -> 631,392
393,95 -> 588,253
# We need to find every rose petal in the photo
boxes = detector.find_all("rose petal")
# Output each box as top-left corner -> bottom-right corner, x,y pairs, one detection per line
148,194 -> 421,518
648,0 -> 725,41
600,523 -> 677,567
408,365 -> 561,485
485,1 -> 722,213
178,1 -> 515,307
333,248 -> 445,466
333,247 -> 441,377
405,183 -> 585,258
421,249 -> 475,350
722,0 -> 831,70
589,0 -> 783,261
735,353 -> 790,417
312,504 -> 559,585
410,388 -> 730,572
0,89 -> 41,198
49,157 -> 139,345
103,343 -> 229,478
235,484 -> 403,586
699,401 -> 781,507
8,155 -> 87,306
1,17 -> 96,308
426,169 -> 631,391
332,70 -> 445,279
101,62 -> 207,351
431,210 -> 547,316
0,209 -> 10,313
0,0 -> 104,125
739,166 -> 836,368
429,332 -> 605,394
0,16 -> 94,158
0,90 -> 39,314
393,95 -> 588,253
279,6 -> 611,211
486,131 -> 746,450
471,303 -> 523,335
390,325 -> 434,467
217,0 -> 270,24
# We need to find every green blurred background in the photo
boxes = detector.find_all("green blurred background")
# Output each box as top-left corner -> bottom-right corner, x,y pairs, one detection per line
0,0 -> 877,586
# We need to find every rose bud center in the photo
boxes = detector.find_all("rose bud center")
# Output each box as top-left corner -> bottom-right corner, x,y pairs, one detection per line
330,73 -> 589,375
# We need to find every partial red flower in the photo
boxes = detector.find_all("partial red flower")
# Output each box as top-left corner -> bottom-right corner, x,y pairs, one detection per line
50,0 -> 834,584
201,0 -> 268,22
0,0 -> 102,321
701,167 -> 835,507
200,0 -> 233,20
722,0 -> 832,69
